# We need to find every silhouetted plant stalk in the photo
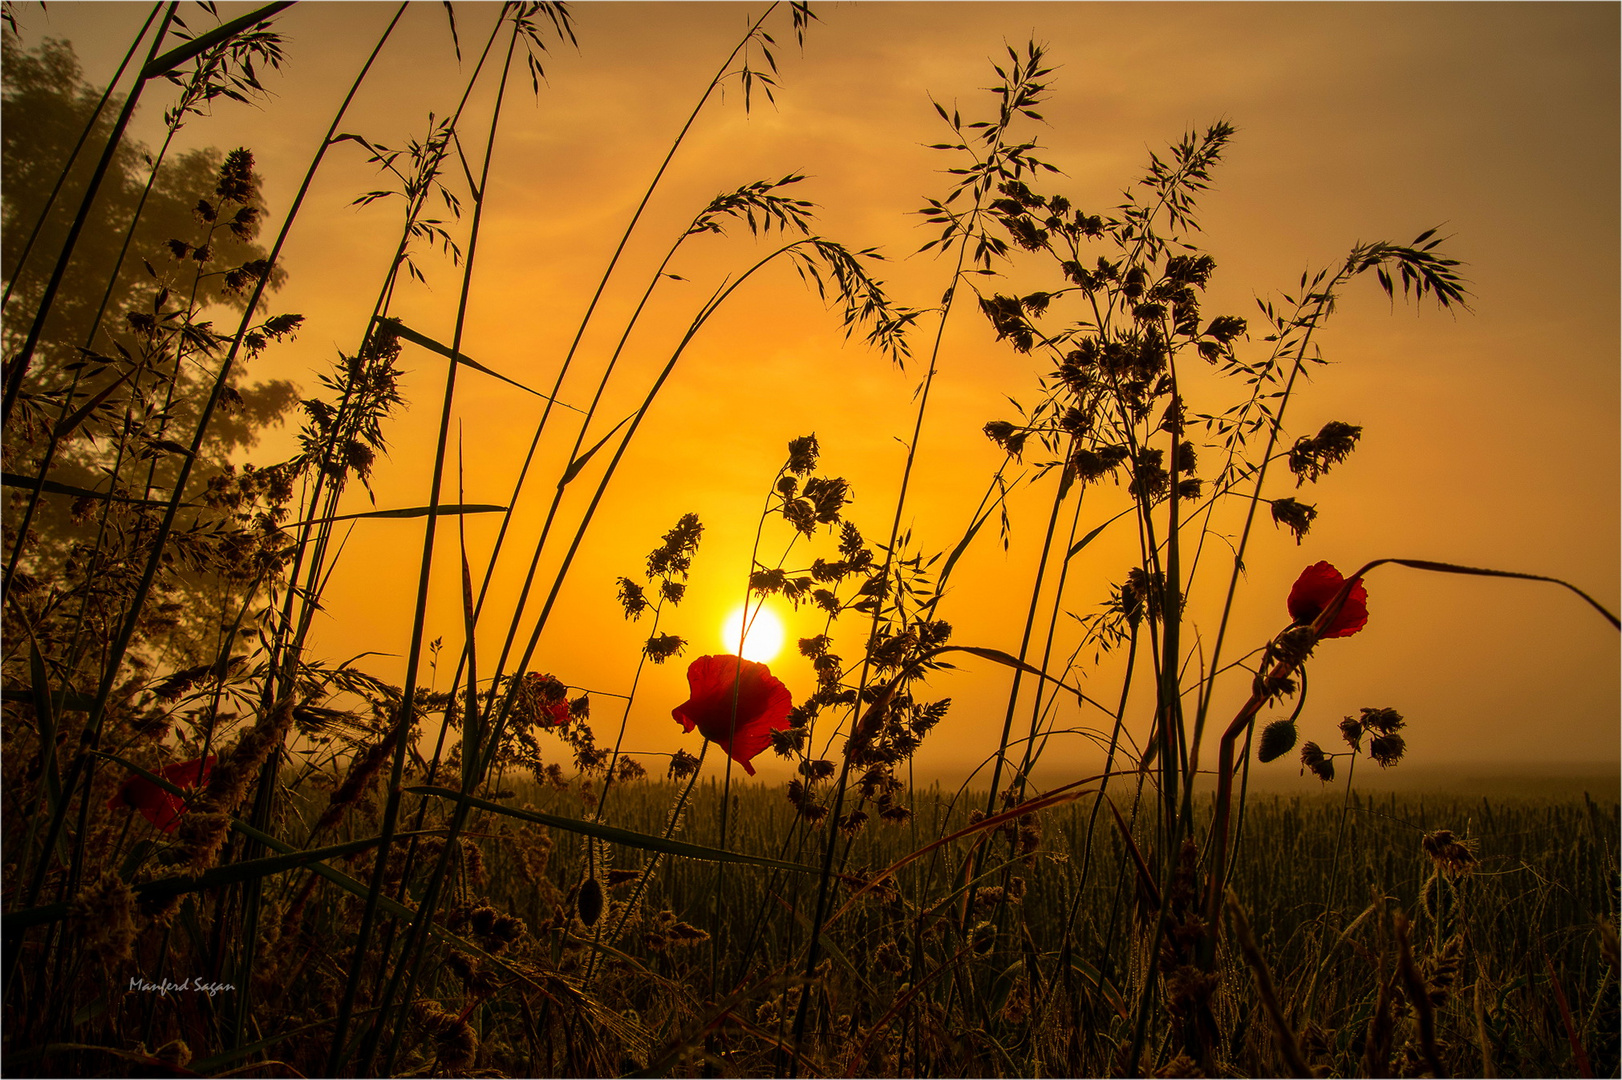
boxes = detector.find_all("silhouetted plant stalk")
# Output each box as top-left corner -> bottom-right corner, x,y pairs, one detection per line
358,35 -> 619,1070
480,173 -> 818,701
572,514 -> 704,978
320,9 -> 543,1072
454,1 -> 809,696
1183,243 -> 1473,953
1206,556 -> 1619,939
789,42 -> 1052,1075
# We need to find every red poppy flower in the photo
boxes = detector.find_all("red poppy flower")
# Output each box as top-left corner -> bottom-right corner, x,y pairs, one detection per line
106,755 -> 215,833
520,672 -> 572,727
672,654 -> 792,776
1287,561 -> 1368,638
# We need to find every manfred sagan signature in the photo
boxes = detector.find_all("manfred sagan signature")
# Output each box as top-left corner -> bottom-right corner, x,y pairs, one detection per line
129,978 -> 234,998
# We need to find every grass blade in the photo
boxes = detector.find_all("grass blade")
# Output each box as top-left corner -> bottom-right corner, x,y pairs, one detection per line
407,786 -> 824,874
277,503 -> 505,529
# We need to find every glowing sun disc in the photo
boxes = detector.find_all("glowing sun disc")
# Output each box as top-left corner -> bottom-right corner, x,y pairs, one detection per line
721,603 -> 785,664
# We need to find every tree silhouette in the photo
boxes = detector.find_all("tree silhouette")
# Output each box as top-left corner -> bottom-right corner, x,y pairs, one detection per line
3,32 -> 301,672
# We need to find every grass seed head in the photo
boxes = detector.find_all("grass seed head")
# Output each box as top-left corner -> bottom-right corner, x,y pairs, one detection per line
1300,741 -> 1335,783
970,920 -> 997,954
667,749 -> 701,781
71,871 -> 138,965
577,876 -> 604,927
1369,732 -> 1406,767
1270,497 -> 1318,544
1421,829 -> 1478,877
1339,715 -> 1364,751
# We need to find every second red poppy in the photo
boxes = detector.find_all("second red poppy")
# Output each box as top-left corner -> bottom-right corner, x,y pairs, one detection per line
106,755 -> 216,834
1287,561 -> 1369,638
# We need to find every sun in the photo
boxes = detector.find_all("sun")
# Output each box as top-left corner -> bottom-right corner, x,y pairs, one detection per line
720,602 -> 786,664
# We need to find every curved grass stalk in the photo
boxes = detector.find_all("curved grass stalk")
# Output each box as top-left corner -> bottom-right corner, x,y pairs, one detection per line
251,31 -> 514,989
446,3 -> 805,695
270,7 -> 523,690
477,236 -> 905,789
1190,237 -> 1472,797
481,176 -> 815,697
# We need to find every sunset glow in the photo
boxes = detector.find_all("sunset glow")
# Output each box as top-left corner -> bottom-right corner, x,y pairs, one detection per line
720,602 -> 786,665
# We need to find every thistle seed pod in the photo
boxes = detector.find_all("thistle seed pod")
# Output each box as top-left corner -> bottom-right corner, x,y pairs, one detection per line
1258,719 -> 1298,763
577,876 -> 604,927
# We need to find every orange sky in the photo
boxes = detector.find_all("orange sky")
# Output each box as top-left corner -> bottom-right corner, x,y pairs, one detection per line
22,1 -> 1620,789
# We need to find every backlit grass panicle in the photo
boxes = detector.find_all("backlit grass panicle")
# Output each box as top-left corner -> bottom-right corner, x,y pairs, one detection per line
1288,421 -> 1362,485
170,695 -> 294,871
69,869 -> 138,966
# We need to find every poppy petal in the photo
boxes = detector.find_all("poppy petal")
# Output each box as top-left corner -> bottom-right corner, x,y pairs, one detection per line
106,754 -> 216,834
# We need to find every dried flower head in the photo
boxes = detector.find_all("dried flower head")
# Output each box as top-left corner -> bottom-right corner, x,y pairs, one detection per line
1334,716 -> 1362,750
970,920 -> 997,954
616,577 -> 649,619
1289,421 -> 1363,484
1271,497 -> 1318,544
1422,829 -> 1479,877
667,749 -> 701,782
786,434 -> 820,475
646,513 -> 703,580
1258,718 -> 1298,764
643,633 -> 687,664
1360,706 -> 1405,734
577,876 -> 604,927
1299,741 -> 1335,783
214,147 -> 256,205
1368,732 -> 1406,767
